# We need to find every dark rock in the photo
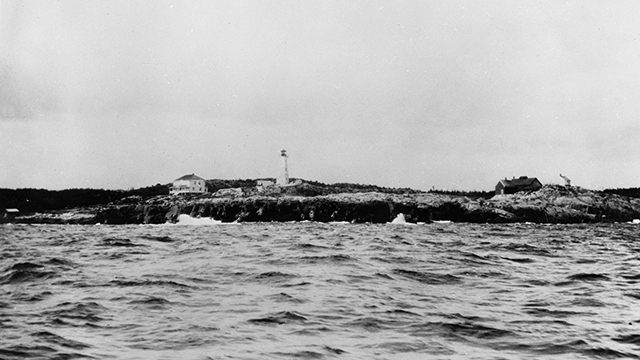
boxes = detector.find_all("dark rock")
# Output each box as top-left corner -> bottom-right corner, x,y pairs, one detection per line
23,185 -> 640,225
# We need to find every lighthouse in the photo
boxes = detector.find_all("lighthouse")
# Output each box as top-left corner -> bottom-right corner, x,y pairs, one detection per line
278,149 -> 290,186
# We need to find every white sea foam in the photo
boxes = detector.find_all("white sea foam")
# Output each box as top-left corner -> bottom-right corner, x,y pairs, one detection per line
175,214 -> 226,225
390,213 -> 415,225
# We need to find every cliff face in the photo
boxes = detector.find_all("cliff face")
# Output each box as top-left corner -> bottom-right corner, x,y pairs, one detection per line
11,185 -> 640,225
94,193 -> 433,225
89,185 -> 640,225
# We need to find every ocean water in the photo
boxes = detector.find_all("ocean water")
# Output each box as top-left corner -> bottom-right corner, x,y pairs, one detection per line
1,221 -> 640,360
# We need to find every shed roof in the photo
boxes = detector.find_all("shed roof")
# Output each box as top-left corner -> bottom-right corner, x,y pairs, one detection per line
499,176 -> 541,188
174,173 -> 205,181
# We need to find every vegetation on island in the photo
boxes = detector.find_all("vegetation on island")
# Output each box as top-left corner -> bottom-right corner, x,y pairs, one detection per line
426,189 -> 495,199
205,178 -> 425,196
0,184 -> 169,213
205,179 -> 258,193
603,187 -> 640,199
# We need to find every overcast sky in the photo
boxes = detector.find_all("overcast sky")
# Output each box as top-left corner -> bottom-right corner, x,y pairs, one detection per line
1,0 -> 639,191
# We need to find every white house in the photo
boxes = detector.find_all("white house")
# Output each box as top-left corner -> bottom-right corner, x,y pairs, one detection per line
170,174 -> 207,195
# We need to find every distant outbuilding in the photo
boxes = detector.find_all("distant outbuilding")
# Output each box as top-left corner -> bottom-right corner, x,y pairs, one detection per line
495,176 -> 543,195
170,173 -> 207,195
256,178 -> 275,187
256,178 -> 275,192
2,208 -> 19,220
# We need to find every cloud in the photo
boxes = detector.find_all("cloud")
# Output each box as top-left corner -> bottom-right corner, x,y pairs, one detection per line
2,0 -> 640,189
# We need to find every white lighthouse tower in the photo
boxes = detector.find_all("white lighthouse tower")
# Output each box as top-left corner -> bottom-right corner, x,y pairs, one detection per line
278,149 -> 290,186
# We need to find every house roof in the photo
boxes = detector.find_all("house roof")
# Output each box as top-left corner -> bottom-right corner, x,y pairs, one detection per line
174,173 -> 205,181
499,176 -> 541,188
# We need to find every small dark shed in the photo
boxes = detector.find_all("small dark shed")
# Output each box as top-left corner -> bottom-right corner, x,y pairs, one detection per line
495,176 -> 543,195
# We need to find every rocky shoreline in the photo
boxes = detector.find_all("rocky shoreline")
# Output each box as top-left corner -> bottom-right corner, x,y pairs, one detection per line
10,185 -> 640,225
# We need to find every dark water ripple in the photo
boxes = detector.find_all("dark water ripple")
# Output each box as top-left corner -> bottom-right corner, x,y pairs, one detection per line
1,222 -> 640,359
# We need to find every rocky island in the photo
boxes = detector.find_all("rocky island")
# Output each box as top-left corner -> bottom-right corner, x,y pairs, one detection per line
6,181 -> 640,225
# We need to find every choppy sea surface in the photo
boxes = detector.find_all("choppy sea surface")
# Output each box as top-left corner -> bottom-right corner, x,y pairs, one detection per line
2,221 -> 640,360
